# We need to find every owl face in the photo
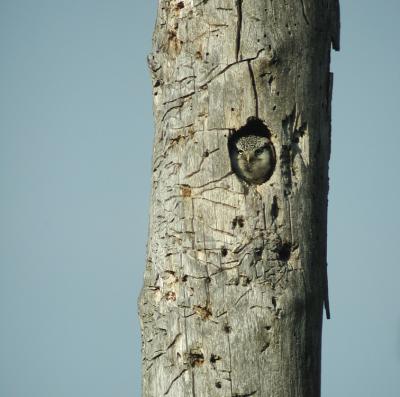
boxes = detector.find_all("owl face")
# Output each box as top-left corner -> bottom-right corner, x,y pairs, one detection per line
231,135 -> 274,184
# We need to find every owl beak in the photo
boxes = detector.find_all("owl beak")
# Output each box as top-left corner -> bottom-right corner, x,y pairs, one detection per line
245,153 -> 252,163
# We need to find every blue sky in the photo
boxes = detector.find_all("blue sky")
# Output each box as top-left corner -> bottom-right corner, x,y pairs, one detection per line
1,1 -> 399,396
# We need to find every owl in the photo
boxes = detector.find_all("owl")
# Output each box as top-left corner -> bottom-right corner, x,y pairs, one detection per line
230,134 -> 275,184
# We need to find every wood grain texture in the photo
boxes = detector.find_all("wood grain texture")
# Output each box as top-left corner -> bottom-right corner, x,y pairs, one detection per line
139,1 -> 340,396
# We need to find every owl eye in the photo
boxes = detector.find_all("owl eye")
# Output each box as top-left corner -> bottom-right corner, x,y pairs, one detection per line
237,149 -> 244,155
254,147 -> 265,156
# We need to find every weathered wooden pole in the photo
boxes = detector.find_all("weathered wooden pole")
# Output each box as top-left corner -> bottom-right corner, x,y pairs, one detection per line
139,0 -> 340,396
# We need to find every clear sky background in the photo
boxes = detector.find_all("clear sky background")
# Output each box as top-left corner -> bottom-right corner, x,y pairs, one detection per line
0,1 -> 399,396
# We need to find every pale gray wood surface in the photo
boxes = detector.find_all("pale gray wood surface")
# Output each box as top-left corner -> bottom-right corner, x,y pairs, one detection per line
139,1 -> 339,395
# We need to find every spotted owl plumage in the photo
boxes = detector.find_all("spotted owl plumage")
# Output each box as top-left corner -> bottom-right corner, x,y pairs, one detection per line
230,134 -> 275,184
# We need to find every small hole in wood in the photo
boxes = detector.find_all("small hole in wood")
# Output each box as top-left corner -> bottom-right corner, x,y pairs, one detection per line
271,196 -> 278,219
278,243 -> 291,261
210,353 -> 221,363
188,350 -> 204,367
223,324 -> 232,334
232,216 -> 244,229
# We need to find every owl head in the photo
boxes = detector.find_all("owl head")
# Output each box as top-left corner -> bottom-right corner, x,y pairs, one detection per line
230,134 -> 275,184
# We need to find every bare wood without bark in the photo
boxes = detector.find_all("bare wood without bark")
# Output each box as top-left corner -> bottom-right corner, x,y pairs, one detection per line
139,1 -> 340,396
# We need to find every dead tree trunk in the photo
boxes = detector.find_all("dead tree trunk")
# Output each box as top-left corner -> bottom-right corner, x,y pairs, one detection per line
139,1 -> 340,396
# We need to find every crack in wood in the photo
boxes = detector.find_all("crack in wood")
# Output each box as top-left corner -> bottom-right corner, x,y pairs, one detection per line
234,288 -> 251,306
164,369 -> 188,395
206,225 -> 235,237
150,350 -> 165,360
233,391 -> 257,397
199,49 -> 264,89
167,333 -> 182,350
235,0 -> 243,61
247,61 -> 259,117
193,196 -> 239,209
162,103 -> 184,122
300,0 -> 310,25
184,148 -> 220,178
190,171 -> 233,189
193,0 -> 208,7
226,323 -> 234,396
163,91 -> 195,105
